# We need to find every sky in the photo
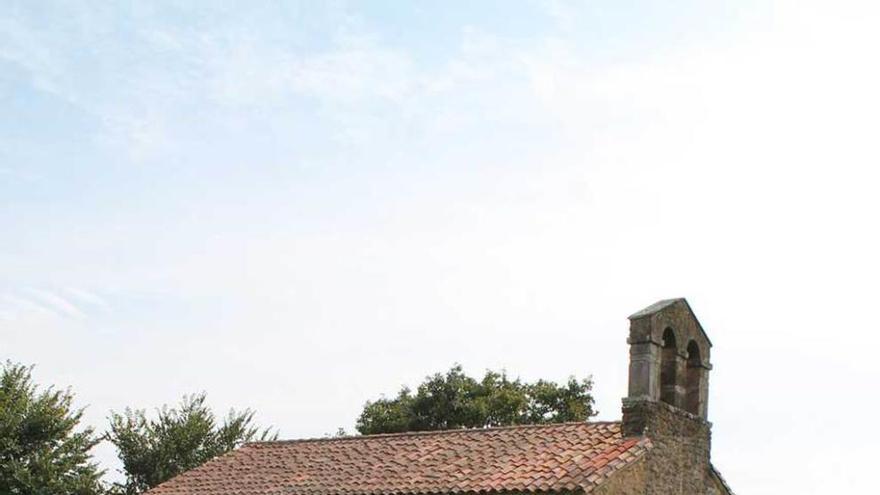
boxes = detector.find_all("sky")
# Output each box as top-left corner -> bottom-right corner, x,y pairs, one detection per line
2,0 -> 879,492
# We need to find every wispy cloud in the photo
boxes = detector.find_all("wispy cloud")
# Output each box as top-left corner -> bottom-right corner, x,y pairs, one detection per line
65,287 -> 111,311
24,288 -> 87,319
1,293 -> 53,319
0,3 -> 534,160
0,288 -> 98,321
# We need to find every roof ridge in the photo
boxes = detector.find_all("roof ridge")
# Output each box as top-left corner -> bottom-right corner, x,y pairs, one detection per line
249,420 -> 623,446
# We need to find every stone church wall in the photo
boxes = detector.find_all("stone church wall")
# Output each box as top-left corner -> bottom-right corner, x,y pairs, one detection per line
593,457 -> 647,495
616,399 -> 729,494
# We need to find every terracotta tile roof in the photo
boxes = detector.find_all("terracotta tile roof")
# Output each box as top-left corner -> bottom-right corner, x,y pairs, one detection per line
147,422 -> 651,495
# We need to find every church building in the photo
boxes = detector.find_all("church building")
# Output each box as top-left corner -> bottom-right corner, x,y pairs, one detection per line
147,298 -> 734,495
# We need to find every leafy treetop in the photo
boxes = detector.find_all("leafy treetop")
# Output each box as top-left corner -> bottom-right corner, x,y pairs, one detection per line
0,361 -> 105,495
106,392 -> 276,494
356,365 -> 596,435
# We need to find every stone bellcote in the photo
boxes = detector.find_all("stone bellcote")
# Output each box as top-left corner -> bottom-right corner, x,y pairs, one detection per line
625,298 -> 712,419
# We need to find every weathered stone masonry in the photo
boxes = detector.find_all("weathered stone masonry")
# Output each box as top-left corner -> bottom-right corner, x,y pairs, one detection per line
626,298 -> 712,419
616,298 -> 728,495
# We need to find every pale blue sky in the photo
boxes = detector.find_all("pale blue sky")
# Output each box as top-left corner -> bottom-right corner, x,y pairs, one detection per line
3,1 -> 879,493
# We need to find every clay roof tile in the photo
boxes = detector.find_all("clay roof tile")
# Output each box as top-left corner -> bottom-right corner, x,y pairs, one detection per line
147,422 -> 651,495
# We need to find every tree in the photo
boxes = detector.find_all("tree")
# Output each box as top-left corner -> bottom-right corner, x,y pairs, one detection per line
356,365 -> 595,435
106,392 -> 276,494
0,361 -> 104,495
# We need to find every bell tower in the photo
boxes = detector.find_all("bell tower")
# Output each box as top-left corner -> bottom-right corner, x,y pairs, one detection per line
619,298 -> 725,493
624,298 -> 712,421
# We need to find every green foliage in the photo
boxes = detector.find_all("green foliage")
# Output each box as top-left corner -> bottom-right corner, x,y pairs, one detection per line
354,388 -> 415,434
106,392 -> 276,494
0,361 -> 104,495
356,365 -> 595,434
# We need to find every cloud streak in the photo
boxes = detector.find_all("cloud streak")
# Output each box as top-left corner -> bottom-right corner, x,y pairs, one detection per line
0,287 -> 111,321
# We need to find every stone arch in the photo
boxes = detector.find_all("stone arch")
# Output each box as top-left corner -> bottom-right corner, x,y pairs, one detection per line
685,340 -> 704,415
659,327 -> 678,406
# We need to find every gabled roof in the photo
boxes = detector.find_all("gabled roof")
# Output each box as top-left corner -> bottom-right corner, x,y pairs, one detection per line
628,298 -> 712,347
627,298 -> 683,320
147,422 -> 651,495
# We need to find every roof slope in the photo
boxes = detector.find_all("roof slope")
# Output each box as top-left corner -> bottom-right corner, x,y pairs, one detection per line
147,422 -> 651,495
